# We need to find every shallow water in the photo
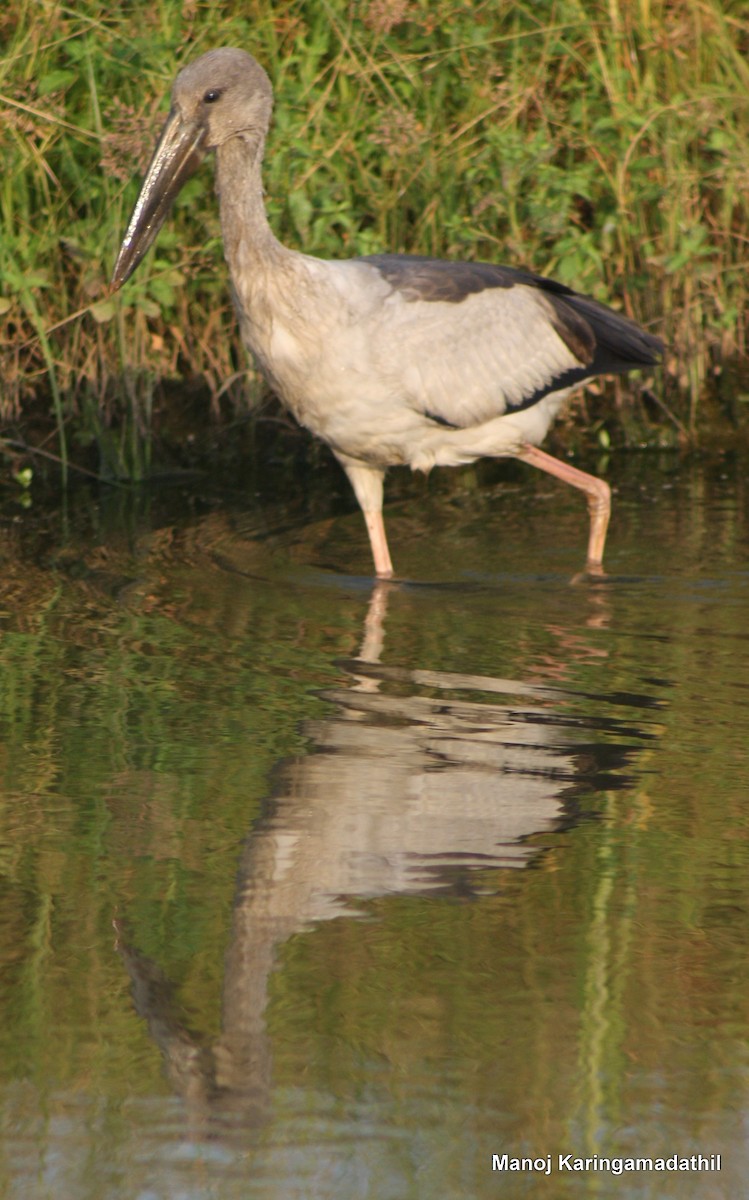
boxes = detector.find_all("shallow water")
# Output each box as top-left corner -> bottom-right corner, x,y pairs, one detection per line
0,451 -> 747,1199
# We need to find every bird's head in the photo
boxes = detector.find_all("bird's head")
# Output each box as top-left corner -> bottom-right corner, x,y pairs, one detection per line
111,48 -> 272,289
171,49 -> 273,151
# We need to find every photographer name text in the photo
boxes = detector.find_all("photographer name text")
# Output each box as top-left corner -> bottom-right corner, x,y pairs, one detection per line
492,1153 -> 721,1177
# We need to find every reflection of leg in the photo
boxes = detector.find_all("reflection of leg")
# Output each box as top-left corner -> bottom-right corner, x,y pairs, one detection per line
358,579 -> 394,665
520,444 -> 611,570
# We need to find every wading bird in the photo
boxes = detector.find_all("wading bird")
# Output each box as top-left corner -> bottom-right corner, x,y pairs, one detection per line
112,48 -> 662,579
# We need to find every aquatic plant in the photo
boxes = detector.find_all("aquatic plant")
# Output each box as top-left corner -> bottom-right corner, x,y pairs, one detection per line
1,0 -> 747,477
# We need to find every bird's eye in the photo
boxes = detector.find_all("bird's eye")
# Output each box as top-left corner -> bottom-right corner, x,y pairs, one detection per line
203,88 -> 223,104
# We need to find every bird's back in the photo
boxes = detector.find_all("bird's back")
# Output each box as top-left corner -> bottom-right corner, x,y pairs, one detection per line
230,248 -> 660,470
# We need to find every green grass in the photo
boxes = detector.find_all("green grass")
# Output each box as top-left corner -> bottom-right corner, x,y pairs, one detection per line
1,0 -> 748,479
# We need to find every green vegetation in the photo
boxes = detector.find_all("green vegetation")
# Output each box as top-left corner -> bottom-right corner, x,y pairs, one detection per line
1,0 -> 748,480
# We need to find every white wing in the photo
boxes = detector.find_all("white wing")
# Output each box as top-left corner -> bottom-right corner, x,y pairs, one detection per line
369,278 -> 582,426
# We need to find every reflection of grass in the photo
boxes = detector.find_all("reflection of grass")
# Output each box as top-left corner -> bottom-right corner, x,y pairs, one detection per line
0,542 -> 349,1083
1,0 -> 748,473
0,477 -> 748,1152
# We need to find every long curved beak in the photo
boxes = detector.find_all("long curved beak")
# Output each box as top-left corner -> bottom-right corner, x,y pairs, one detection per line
111,108 -> 207,290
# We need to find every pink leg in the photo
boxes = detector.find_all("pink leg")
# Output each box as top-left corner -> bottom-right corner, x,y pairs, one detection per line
339,458 -> 394,578
519,444 -> 611,570
362,507 -> 394,579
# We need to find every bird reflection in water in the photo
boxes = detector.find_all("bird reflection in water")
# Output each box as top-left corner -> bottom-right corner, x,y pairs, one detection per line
115,580 -> 626,1142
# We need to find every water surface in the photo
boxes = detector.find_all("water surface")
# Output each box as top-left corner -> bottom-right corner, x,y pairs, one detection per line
0,452 -> 747,1198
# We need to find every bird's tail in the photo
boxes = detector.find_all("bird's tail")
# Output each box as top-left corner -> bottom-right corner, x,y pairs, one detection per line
562,293 -> 663,374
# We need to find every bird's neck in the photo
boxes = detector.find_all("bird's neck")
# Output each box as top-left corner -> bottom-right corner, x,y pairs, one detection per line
215,133 -> 286,277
